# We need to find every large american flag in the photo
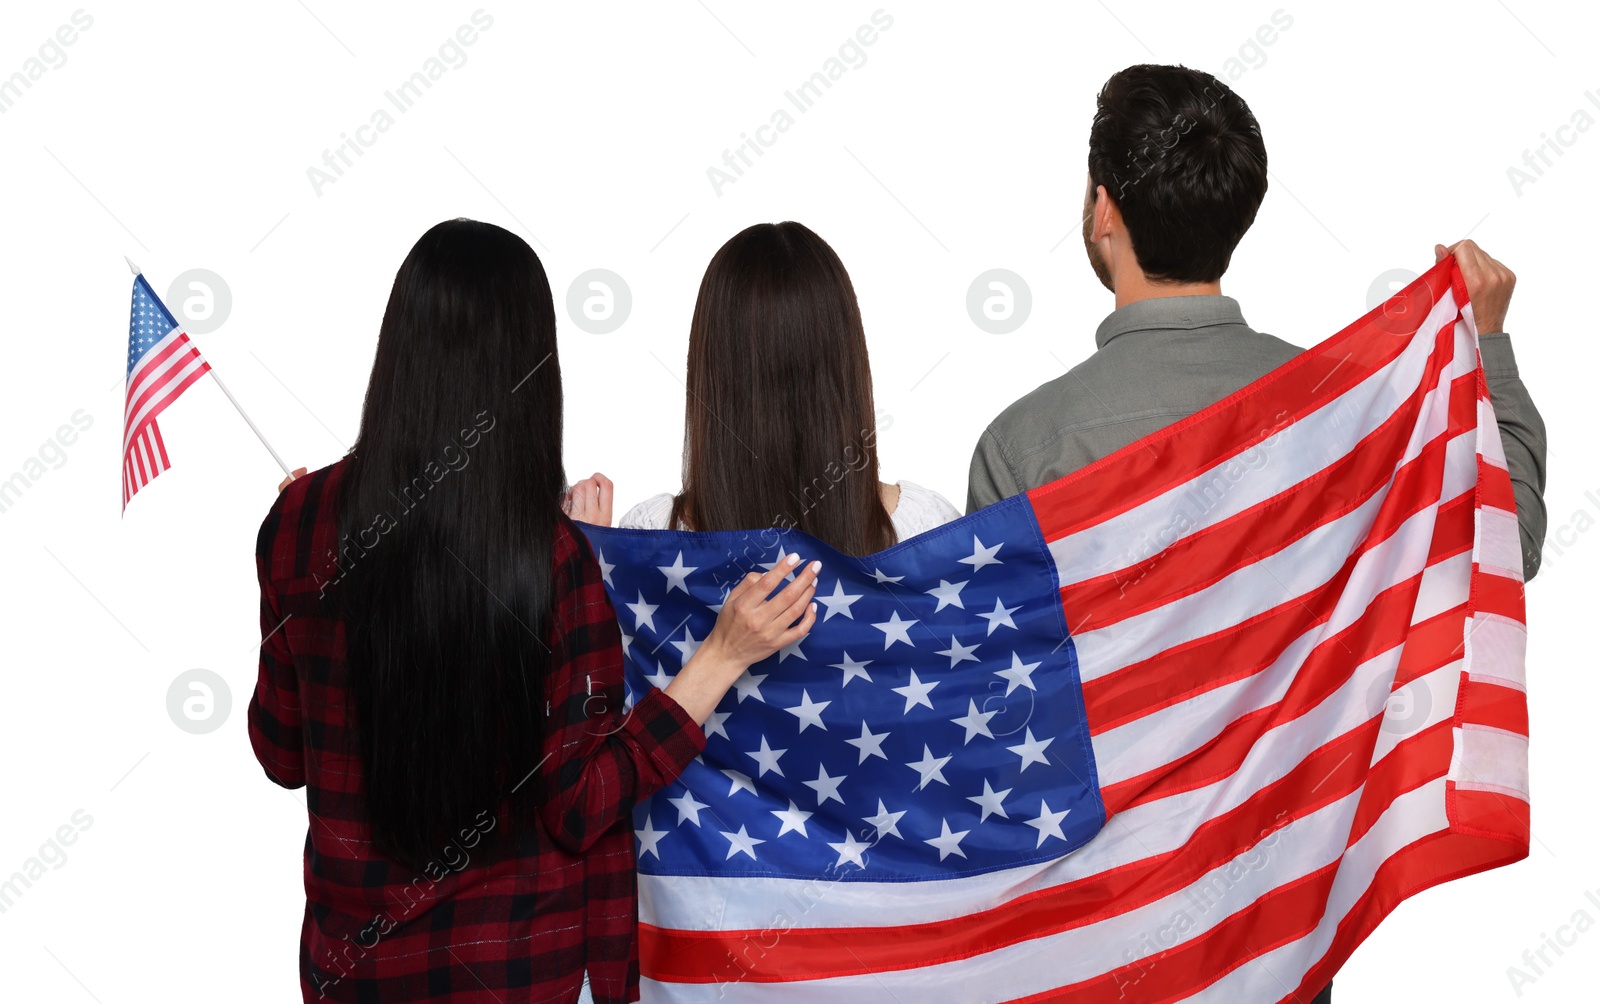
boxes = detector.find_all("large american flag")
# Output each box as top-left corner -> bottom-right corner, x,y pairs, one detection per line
124,272 -> 210,509
578,257 -> 1529,1002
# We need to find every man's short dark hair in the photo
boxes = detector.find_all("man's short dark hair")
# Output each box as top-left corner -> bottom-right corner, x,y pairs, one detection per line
1088,64 -> 1268,284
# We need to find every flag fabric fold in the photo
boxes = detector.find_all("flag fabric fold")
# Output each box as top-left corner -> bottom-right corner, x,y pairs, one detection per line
123,273 -> 209,509
577,256 -> 1529,1002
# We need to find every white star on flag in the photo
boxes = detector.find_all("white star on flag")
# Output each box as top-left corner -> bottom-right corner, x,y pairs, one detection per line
978,597 -> 1020,635
925,578 -> 969,612
830,652 -> 874,687
667,791 -> 708,826
873,610 -> 918,649
1007,729 -> 1054,772
658,551 -> 697,593
935,636 -> 981,668
1024,800 -> 1071,848
891,670 -> 938,713
732,671 -> 767,703
635,816 -> 668,858
863,799 -> 906,839
906,745 -> 954,790
771,800 -> 813,837
828,831 -> 872,869
967,779 -> 1012,822
804,764 -> 847,805
995,652 -> 1042,696
950,699 -> 998,743
626,592 -> 658,631
721,824 -> 765,860
957,536 -> 1003,571
745,736 -> 787,777
925,819 -> 970,860
845,721 -> 890,763
818,580 -> 863,620
785,690 -> 830,732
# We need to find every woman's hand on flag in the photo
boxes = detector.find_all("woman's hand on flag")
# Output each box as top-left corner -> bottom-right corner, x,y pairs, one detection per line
665,553 -> 821,725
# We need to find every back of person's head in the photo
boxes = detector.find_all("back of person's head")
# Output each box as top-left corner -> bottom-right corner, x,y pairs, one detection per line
675,221 -> 895,556
1087,64 -> 1267,283
337,217 -> 564,866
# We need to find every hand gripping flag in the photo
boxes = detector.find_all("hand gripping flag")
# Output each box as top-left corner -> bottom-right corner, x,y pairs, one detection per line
123,271 -> 210,509
578,257 -> 1529,1002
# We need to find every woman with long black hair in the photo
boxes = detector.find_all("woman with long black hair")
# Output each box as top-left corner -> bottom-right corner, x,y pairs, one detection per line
250,218 -> 818,1003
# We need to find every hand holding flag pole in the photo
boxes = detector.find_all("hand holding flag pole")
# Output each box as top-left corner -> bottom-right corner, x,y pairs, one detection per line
122,256 -> 289,510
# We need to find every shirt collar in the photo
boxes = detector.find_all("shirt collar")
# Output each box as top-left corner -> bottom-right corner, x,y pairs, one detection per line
1094,294 -> 1248,349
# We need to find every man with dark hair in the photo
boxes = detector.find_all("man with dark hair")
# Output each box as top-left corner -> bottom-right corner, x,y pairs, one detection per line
967,63 -> 1545,569
965,64 -> 1547,1004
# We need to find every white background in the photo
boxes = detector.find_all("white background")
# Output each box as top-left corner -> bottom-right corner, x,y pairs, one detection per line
0,1 -> 1595,1000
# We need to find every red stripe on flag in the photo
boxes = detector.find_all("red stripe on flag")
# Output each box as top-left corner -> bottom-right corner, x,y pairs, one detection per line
1474,572 -> 1526,624
1064,374 -> 1478,633
1479,458 -> 1518,514
1457,683 -> 1529,737
1394,602 -> 1469,687
1082,488 -> 1475,738
150,420 -> 171,466
1447,782 -> 1531,842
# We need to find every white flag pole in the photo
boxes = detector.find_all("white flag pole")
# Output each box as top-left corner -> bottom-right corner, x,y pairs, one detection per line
127,257 -> 291,476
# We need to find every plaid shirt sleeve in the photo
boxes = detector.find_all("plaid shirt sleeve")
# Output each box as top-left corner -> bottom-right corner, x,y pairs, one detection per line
249,489 -> 306,789
538,516 -> 706,853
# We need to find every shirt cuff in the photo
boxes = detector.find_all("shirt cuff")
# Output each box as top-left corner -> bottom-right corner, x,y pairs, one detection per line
626,687 -> 707,780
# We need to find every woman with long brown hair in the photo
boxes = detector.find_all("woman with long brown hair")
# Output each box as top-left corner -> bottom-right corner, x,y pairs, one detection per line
576,221 -> 959,545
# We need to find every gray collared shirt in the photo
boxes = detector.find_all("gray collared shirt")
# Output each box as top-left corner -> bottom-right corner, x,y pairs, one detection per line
966,294 -> 1548,578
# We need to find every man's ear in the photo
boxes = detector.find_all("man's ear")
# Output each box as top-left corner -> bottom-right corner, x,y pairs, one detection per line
1092,184 -> 1118,243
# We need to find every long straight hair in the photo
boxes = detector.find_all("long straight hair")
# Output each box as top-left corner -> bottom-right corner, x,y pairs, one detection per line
337,219 -> 564,867
672,222 -> 895,555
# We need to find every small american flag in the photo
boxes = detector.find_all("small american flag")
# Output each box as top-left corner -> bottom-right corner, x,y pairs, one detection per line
579,256 -> 1529,1002
124,272 -> 209,509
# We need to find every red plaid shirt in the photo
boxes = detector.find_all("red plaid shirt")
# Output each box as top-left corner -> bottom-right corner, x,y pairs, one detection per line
250,460 -> 705,1003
